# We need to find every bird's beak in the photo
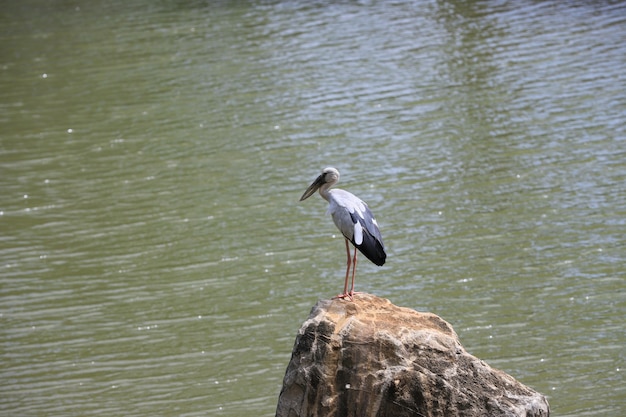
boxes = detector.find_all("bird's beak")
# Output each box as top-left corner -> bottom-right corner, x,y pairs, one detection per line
299,174 -> 325,201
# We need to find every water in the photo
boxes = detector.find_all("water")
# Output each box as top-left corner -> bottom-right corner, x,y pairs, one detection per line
1,1 -> 624,416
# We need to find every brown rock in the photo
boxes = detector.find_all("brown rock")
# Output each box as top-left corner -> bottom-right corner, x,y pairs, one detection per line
275,293 -> 549,417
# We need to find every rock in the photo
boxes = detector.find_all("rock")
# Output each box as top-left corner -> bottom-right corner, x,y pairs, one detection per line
275,293 -> 549,417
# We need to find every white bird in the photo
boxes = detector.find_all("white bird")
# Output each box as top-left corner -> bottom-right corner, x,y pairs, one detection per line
300,167 -> 386,300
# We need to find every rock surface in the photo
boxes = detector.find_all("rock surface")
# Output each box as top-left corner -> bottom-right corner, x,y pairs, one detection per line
275,293 -> 549,417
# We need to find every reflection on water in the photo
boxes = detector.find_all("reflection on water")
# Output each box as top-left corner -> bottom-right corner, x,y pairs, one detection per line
1,1 -> 624,416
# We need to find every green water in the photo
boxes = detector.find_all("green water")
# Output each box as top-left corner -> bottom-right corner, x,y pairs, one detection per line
1,1 -> 624,416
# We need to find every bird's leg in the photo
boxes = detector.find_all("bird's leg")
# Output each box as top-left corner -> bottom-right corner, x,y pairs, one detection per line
349,246 -> 358,296
343,239 -> 353,298
333,239 -> 353,300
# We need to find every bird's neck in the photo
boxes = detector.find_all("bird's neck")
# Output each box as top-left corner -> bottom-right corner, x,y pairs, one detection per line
318,184 -> 332,202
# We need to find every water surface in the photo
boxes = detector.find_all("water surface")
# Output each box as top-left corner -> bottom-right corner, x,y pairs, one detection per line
1,1 -> 625,416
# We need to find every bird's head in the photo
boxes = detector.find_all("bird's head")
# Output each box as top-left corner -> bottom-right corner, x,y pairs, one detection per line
299,167 -> 340,201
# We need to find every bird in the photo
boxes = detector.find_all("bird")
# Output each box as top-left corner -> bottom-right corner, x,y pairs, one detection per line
299,167 -> 386,300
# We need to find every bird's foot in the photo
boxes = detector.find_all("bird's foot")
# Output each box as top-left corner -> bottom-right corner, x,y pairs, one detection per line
333,292 -> 353,301
332,291 -> 363,301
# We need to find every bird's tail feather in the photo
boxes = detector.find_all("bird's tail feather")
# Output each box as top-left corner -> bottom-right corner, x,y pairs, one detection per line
354,231 -> 386,266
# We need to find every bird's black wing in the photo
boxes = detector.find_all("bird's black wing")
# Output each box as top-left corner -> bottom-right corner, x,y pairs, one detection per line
349,208 -> 386,266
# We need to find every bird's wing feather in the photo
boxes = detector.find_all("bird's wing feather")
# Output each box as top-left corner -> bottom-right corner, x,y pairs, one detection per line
328,189 -> 386,266
348,210 -> 386,266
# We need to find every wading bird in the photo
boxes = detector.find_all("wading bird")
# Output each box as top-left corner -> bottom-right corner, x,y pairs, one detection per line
300,167 -> 386,300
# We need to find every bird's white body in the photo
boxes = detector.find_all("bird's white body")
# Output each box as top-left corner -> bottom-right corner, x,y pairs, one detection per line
326,189 -> 368,245
323,188 -> 385,265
